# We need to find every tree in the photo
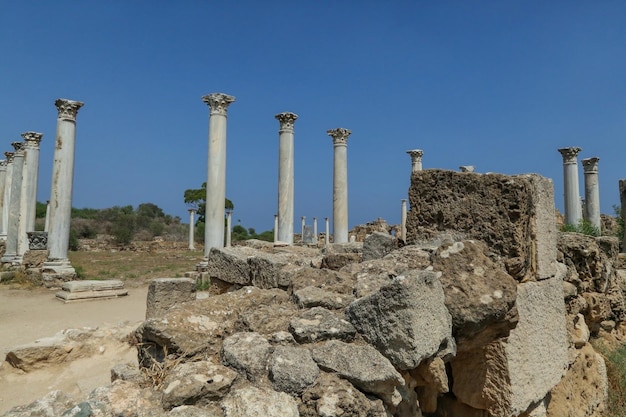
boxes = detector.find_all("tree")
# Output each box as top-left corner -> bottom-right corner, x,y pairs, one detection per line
184,182 -> 233,223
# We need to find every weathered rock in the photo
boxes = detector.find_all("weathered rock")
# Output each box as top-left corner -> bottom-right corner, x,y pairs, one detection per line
269,346 -> 319,393
205,247 -> 253,285
570,313 -> 590,349
362,232 -> 397,261
222,385 -> 299,417
407,170 -> 557,281
299,372 -> 389,417
221,332 -> 271,381
285,265 -> 355,295
293,286 -> 355,309
345,270 -> 453,370
168,405 -> 223,416
381,244 -> 432,270
61,279 -> 124,292
546,343 -> 608,417
341,257 -> 410,298
451,275 -> 568,417
321,253 -> 362,270
161,360 -> 238,409
289,306 -> 357,343
86,380 -> 166,417
237,303 -> 297,335
111,362 -> 149,385
430,240 -> 518,351
248,246 -> 323,289
412,357 -> 449,414
311,340 -> 404,405
2,390 -> 75,417
146,278 -> 196,319
582,292 -> 613,326
6,333 -> 76,372
558,233 -> 617,293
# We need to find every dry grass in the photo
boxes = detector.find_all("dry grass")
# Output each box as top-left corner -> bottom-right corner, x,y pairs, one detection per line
68,249 -> 204,286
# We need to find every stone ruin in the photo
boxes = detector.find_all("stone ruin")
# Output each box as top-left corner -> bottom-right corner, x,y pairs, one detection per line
5,169 -> 624,417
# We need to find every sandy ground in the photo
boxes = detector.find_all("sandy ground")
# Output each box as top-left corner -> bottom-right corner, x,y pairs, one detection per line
0,285 -> 148,414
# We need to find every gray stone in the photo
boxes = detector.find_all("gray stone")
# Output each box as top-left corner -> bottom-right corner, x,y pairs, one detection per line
168,405 -> 223,416
2,390 -> 75,417
269,346 -> 319,393
55,288 -> 128,303
288,306 -> 357,343
6,333 -> 75,372
221,332 -> 271,381
161,360 -> 237,409
293,286 -> 355,309
206,247 -> 252,285
61,279 -> 124,292
285,265 -> 355,295
341,257 -> 410,298
345,270 -> 453,370
311,340 -> 404,405
222,386 -> 299,417
362,231 -> 397,261
111,362 -> 148,385
146,278 -> 196,319
86,379 -> 166,417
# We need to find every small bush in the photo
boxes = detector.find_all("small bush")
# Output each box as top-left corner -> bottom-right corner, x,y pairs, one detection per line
561,219 -> 600,237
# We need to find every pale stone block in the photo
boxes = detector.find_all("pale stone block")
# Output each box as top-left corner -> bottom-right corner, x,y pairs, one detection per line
146,278 -> 196,319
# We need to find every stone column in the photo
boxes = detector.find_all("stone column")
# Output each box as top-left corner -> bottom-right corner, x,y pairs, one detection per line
225,210 -> 232,247
19,132 -> 43,256
301,216 -> 306,242
44,200 -> 50,232
2,143 -> 25,264
328,128 -> 352,243
275,112 -> 298,244
202,93 -> 235,256
558,147 -> 583,226
188,209 -> 196,250
273,214 -> 278,243
1,152 -> 14,240
407,149 -> 424,172
313,217 -> 318,239
0,159 -> 7,241
44,99 -> 84,275
620,180 -> 626,251
401,199 -> 407,241
325,217 -> 330,246
581,157 -> 601,231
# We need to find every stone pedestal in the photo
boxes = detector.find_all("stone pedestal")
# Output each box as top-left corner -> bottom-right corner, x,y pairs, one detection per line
19,131 -> 43,256
407,149 -> 424,172
401,199 -> 407,241
188,209 -> 196,250
582,157 -> 601,231
1,153 -> 14,241
202,93 -> 235,256
0,159 -> 7,241
328,128 -> 352,244
276,112 -> 298,245
558,147 -> 583,226
44,98 -> 84,276
2,143 -> 25,264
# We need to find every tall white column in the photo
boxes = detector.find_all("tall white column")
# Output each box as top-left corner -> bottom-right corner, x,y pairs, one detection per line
44,200 -> 50,232
581,157 -> 601,232
1,153 -> 14,241
558,147 -> 583,226
313,217 -> 318,240
301,216 -> 306,242
0,159 -> 7,241
273,214 -> 278,243
406,149 -> 424,172
18,132 -> 43,256
324,217 -> 330,246
275,112 -> 298,244
45,98 -> 84,275
188,209 -> 196,250
401,199 -> 407,241
2,143 -> 25,264
202,93 -> 235,256
327,128 -> 351,244
226,210 -> 232,247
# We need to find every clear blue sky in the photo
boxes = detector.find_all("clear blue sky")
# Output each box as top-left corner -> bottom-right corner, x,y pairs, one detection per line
1,1 -> 625,231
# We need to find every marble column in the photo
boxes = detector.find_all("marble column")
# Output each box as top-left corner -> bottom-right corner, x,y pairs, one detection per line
1,152 -> 14,240
406,149 -> 424,172
558,147 -> 583,226
188,209 -> 196,250
19,132 -> 43,256
202,93 -> 235,256
275,112 -> 298,244
45,99 -> 84,274
313,217 -> 318,240
401,199 -> 407,241
620,180 -> 626,251
581,157 -> 601,231
273,214 -> 278,243
44,200 -> 50,232
327,128 -> 351,243
0,159 -> 7,241
225,210 -> 232,247
301,216 -> 306,242
324,217 -> 330,246
2,143 -> 25,264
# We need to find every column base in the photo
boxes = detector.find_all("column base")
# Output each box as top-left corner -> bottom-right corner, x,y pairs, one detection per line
1,252 -> 22,265
42,259 -> 76,282
0,233 -> 7,242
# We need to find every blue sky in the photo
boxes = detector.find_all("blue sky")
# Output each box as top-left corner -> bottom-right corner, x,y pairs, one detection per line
1,1 -> 625,232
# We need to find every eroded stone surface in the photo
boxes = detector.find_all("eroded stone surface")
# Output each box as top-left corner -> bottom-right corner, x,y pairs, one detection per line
269,346 -> 319,394
221,332 -> 271,382
222,385 -> 299,417
289,306 -> 356,343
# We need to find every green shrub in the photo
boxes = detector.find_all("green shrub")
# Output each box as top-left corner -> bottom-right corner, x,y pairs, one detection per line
560,219 -> 600,237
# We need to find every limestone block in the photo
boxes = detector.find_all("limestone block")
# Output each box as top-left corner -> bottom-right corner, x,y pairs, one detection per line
169,405 -> 224,416
220,332 -> 271,382
205,247 -> 252,285
451,275 -> 568,417
407,170 -> 557,281
362,231 -> 397,261
161,361 -> 237,409
6,334 -> 76,372
86,380 -> 166,417
284,265 -> 355,295
288,306 -> 357,343
222,386 -> 299,417
269,346 -> 319,394
345,270 -> 453,370
293,286 -> 355,309
381,244 -> 432,270
321,253 -> 361,270
238,303 -> 298,335
311,340 -> 404,405
61,279 -> 124,292
146,278 -> 196,319
56,288 -> 128,303
340,257 -> 410,298
558,233 -> 617,293
111,362 -> 148,385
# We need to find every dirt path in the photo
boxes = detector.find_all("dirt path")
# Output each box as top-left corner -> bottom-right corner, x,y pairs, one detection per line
0,285 -> 148,414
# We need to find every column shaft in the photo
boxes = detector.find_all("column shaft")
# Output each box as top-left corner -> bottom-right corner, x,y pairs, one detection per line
19,132 -> 43,256
273,214 -> 278,243
2,145 -> 25,263
558,147 -> 583,226
44,200 -> 51,232
407,149 -> 424,172
226,211 -> 232,247
324,217 -> 330,246
401,199 -> 407,241
582,157 -> 601,231
328,128 -> 351,243
188,209 -> 195,250
276,112 -> 297,244
0,160 -> 7,240
2,154 -> 14,240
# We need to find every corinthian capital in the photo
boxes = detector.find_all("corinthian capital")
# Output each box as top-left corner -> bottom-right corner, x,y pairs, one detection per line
558,147 -> 582,164
55,98 -> 84,121
275,112 -> 298,131
581,157 -> 599,173
406,149 -> 424,161
11,142 -> 25,153
202,93 -> 235,115
21,132 -> 43,149
4,152 -> 14,163
327,128 -> 351,146
0,160 -> 7,168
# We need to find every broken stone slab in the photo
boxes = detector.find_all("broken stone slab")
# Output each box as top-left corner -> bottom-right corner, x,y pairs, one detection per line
222,385 -> 300,417
86,380 -> 166,417
2,390 -> 75,417
55,289 -> 128,303
220,332 -> 271,382
293,286 -> 355,309
205,247 -> 253,285
311,339 -> 404,406
341,257 -> 410,298
269,345 -> 319,394
285,265 -> 355,295
288,306 -> 357,343
345,270 -> 454,370
61,279 -> 124,292
362,231 -> 397,261
5,333 -> 75,372
146,278 -> 196,319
